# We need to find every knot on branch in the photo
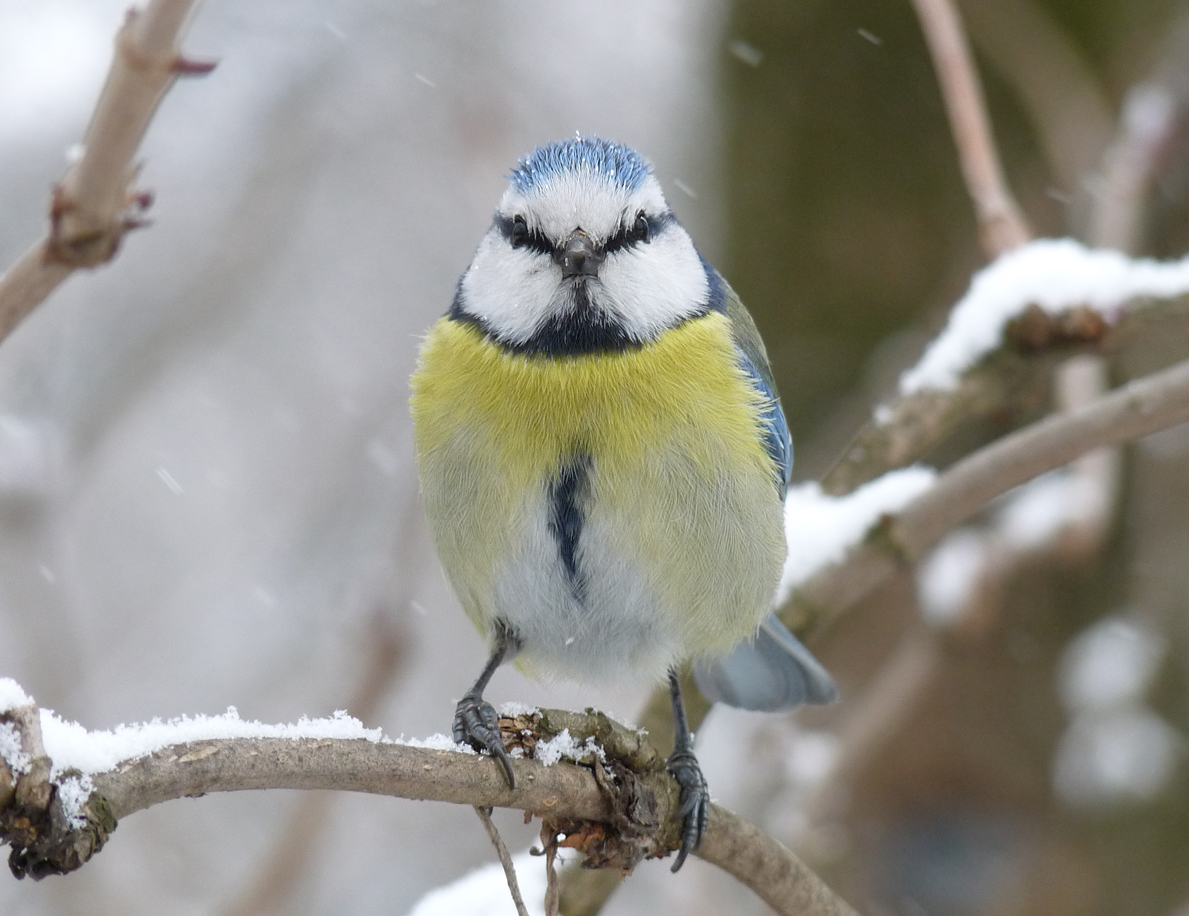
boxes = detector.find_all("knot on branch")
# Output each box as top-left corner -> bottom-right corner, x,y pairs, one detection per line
45,185 -> 153,269
863,513 -> 913,565
509,708 -> 685,872
0,707 -> 116,880
1005,304 -> 1109,353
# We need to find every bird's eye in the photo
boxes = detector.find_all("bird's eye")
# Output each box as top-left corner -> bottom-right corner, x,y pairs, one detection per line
633,211 -> 650,243
511,215 -> 529,248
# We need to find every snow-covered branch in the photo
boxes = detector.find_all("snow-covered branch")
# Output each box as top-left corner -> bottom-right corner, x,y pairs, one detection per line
0,686 -> 859,916
823,240 -> 1189,495
782,349 -> 1189,636
0,0 -> 212,342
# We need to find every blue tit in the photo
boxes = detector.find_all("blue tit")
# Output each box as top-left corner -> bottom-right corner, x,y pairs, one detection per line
410,136 -> 836,870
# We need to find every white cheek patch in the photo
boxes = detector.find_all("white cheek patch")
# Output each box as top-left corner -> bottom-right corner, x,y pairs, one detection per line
466,174 -> 706,346
460,231 -> 559,343
598,226 -> 710,339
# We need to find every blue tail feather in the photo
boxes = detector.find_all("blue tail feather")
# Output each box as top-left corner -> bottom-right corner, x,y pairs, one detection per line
693,615 -> 837,711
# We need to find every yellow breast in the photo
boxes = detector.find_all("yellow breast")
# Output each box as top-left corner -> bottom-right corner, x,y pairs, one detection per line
410,311 -> 786,661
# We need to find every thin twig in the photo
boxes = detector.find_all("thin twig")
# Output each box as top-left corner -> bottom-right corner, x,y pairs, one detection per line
0,0 -> 211,343
957,0 -> 1113,200
476,806 -> 531,916
910,0 -> 1031,256
543,844 -> 560,916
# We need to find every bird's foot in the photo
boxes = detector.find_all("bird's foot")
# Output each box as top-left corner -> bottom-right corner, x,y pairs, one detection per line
453,692 -> 515,788
665,746 -> 709,872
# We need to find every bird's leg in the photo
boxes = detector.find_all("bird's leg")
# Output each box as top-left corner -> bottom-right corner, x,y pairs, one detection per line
453,620 -> 520,788
665,667 -> 710,873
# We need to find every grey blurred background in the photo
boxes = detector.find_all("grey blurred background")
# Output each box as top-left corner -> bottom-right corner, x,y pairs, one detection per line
3,1 -> 1189,915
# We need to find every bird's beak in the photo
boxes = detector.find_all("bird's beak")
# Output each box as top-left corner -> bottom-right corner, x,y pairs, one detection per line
556,230 -> 603,279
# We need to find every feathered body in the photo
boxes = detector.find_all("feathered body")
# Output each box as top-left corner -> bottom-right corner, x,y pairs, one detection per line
412,306 -> 786,681
411,137 -> 829,713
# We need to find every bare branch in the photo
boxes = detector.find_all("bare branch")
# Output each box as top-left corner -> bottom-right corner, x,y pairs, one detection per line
0,0 -> 211,342
910,0 -> 1031,256
957,0 -> 1113,199
698,806 -> 861,916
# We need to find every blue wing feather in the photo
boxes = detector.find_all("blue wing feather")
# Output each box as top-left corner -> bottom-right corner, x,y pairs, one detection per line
700,269 -> 838,712
735,346 -> 793,497
706,259 -> 792,497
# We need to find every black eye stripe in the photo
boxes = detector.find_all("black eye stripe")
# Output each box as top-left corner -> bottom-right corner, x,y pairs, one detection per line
494,211 -> 673,257
603,212 -> 672,255
494,215 -> 554,255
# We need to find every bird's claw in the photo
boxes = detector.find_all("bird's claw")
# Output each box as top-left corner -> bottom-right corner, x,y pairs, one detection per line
666,746 -> 709,872
453,692 -> 515,788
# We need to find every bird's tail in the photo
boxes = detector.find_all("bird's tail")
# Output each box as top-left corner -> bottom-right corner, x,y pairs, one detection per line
693,615 -> 837,711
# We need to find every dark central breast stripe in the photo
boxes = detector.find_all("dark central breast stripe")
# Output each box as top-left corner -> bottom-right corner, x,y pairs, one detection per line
549,453 -> 592,599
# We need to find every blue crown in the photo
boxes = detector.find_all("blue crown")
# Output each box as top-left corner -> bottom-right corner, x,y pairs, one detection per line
509,137 -> 651,193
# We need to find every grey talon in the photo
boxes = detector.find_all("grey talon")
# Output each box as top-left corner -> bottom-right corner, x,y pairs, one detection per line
666,668 -> 710,872
452,623 -> 521,790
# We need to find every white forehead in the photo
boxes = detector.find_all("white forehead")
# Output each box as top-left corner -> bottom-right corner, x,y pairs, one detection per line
496,172 -> 669,243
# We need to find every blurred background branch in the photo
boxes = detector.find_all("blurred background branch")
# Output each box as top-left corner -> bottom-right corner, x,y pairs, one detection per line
910,0 -> 1032,256
0,0 -> 210,341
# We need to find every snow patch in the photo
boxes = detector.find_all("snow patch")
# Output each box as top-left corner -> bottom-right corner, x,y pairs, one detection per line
38,706 -> 386,777
917,529 -> 991,626
498,701 -> 540,717
0,677 -> 32,713
397,733 -> 475,754
996,471 -> 1097,550
1054,707 -> 1182,807
779,466 -> 937,603
1052,616 -> 1180,807
534,728 -> 605,767
57,774 -> 95,829
901,239 -> 1189,394
406,849 -> 546,916
1059,616 -> 1164,712
0,722 -> 30,775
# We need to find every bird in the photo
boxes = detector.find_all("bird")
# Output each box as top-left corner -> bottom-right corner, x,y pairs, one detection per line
409,136 -> 836,872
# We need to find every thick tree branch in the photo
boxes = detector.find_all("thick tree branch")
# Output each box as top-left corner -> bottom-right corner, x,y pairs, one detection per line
0,0 -> 212,342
